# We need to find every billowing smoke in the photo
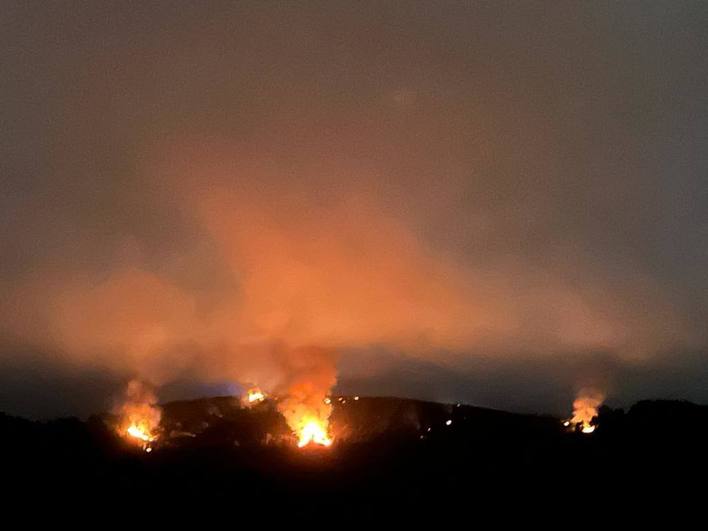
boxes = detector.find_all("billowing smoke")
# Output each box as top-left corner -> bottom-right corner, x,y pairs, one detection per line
0,144 -> 704,421
2,2 -> 708,418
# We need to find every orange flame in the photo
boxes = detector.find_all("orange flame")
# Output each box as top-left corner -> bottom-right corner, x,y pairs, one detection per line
565,388 -> 604,434
278,388 -> 334,449
271,346 -> 337,449
241,386 -> 267,408
296,417 -> 333,448
126,421 -> 157,443
115,380 -> 161,451
247,387 -> 266,403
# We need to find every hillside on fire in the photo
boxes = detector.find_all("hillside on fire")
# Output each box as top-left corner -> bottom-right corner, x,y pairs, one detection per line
2,395 -> 706,518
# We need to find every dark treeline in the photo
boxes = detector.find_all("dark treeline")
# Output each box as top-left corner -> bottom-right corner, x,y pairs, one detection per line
1,397 -> 706,521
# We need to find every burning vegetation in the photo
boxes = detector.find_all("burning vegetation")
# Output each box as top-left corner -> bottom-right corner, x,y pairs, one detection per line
103,383 -> 619,457
113,380 -> 162,451
242,386 -> 267,407
296,417 -> 334,448
564,389 -> 604,434
238,379 -> 334,448
271,346 -> 337,448
277,390 -> 334,448
235,378 -> 334,448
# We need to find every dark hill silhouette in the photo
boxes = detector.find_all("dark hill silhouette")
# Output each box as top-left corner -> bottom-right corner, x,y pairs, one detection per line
1,397 -> 706,520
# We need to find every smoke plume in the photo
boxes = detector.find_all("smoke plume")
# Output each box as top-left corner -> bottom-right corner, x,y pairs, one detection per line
2,2 -> 708,417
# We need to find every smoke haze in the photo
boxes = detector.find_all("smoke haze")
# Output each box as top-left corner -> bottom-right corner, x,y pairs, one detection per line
2,1 -> 708,417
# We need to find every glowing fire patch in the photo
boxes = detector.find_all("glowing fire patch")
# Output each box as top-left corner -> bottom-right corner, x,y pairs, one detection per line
247,388 -> 266,404
296,418 -> 333,448
564,388 -> 604,435
274,349 -> 337,451
114,380 -> 162,452
127,423 -> 157,443
241,386 -> 267,408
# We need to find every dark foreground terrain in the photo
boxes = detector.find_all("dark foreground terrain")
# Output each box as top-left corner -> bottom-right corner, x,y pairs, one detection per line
2,396 -> 707,521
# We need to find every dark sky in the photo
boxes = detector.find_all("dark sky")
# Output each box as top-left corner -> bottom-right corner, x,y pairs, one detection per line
1,1 -> 707,419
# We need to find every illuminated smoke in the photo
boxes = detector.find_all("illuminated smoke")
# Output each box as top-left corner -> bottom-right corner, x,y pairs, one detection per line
1,2 -> 707,422
0,159 -> 696,420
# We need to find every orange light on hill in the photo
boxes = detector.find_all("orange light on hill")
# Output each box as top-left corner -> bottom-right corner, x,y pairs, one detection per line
296,418 -> 334,448
247,387 -> 266,404
126,422 -> 157,444
241,386 -> 267,408
114,380 -> 161,452
272,347 -> 337,450
120,409 -> 160,451
563,388 -> 604,434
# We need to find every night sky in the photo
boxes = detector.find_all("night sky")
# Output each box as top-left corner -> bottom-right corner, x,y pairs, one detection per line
2,1 -> 707,419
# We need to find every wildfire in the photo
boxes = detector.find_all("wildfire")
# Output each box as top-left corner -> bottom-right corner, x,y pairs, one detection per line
127,422 -> 157,443
240,385 -> 267,408
296,418 -> 334,448
247,387 -> 266,404
564,388 -> 604,434
114,380 -> 162,451
278,385 -> 335,449
272,345 -> 337,449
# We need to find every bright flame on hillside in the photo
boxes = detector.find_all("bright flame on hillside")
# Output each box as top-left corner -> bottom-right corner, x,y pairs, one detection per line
297,418 -> 334,448
241,385 -> 267,408
127,422 -> 157,443
114,380 -> 161,451
278,388 -> 334,449
273,346 -> 337,449
247,387 -> 266,404
564,388 -> 604,434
